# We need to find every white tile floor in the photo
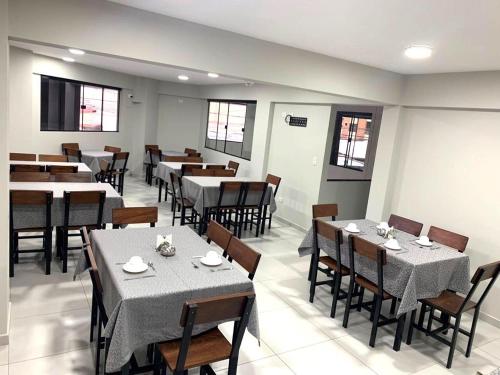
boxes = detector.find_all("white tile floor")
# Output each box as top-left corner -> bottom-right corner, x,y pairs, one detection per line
3,175 -> 500,374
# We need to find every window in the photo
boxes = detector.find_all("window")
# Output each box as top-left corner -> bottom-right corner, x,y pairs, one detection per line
330,112 -> 373,171
40,75 -> 120,132
205,100 -> 256,160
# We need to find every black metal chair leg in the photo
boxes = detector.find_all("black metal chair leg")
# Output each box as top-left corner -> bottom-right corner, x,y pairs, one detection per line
330,272 -> 342,318
356,287 -> 365,311
417,303 -> 427,329
260,205 -> 267,235
466,309 -> 480,357
390,297 -> 397,315
342,281 -> 355,328
393,313 -> 406,351
158,179 -> 163,202
406,308 -> 417,345
426,307 -> 435,335
369,296 -> 382,347
309,251 -> 319,303
447,315 -> 461,368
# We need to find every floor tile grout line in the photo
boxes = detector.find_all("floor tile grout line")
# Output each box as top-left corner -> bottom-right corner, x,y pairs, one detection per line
8,344 -> 90,366
10,306 -> 91,322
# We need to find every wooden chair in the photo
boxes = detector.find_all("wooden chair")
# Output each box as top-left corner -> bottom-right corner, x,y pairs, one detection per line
54,173 -> 91,182
388,214 -> 423,236
46,165 -> 78,175
308,204 -> 339,281
215,182 -> 246,238
145,148 -> 162,185
108,152 -> 129,195
192,169 -> 215,177
39,154 -> 68,162
10,164 -> 44,173
260,174 -> 281,234
65,148 -> 82,163
187,152 -> 201,158
104,145 -> 121,153
409,261 -> 500,368
181,163 -> 203,177
9,153 -> 36,161
170,172 -> 197,226
61,143 -> 79,154
9,190 -> 53,276
213,169 -> 235,177
227,160 -> 239,175
206,165 -> 226,170
206,220 -> 233,257
309,220 -> 350,318
225,236 -> 261,280
343,235 -> 404,349
184,147 -> 197,154
112,207 -> 158,228
153,292 -> 256,375
10,172 -> 51,182
428,226 -> 469,252
145,144 -> 159,153
242,182 -> 269,238
59,191 -> 106,273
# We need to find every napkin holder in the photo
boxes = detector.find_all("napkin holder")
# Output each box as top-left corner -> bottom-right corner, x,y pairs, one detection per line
155,235 -> 176,257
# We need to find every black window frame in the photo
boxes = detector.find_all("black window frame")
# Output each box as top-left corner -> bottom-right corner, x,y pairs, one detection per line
204,99 -> 256,161
40,75 -> 121,133
329,111 -> 373,172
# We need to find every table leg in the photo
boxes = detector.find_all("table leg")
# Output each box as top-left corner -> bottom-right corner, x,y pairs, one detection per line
393,313 -> 406,351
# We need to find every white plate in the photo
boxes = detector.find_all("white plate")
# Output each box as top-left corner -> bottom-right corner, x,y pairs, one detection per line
384,242 -> 402,250
416,239 -> 433,247
345,227 -> 360,233
122,262 -> 148,273
200,256 -> 223,267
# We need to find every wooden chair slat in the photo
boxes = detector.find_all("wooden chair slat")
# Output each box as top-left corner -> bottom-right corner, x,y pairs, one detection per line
10,153 -> 36,161
388,214 -> 423,237
112,207 -> 158,226
428,226 -> 469,252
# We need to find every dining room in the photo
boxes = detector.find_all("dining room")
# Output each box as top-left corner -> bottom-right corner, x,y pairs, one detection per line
1,0 -> 500,374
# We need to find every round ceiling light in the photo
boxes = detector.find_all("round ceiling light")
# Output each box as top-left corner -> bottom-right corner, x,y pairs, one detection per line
68,48 -> 85,55
178,75 -> 189,81
404,45 -> 432,59
207,72 -> 219,78
62,57 -> 75,62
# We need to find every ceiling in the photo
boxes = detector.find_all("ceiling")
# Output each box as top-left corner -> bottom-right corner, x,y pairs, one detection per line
108,0 -> 500,75
10,40 -> 246,85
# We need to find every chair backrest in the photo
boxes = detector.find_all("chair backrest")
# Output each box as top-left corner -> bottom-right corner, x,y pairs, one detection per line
10,153 -> 36,161
63,191 -> 106,228
227,160 -> 239,175
312,203 -> 338,220
148,148 -> 162,165
313,219 -> 343,272
458,261 -> 500,314
206,165 -> 226,170
64,148 -> 82,163
242,182 -> 268,209
187,152 -> 201,158
265,174 -> 282,197
104,145 -> 121,153
39,154 -> 68,162
10,190 -> 53,230
388,214 -> 423,237
46,165 -> 78,175
164,156 -> 203,163
217,181 -> 245,210
61,143 -> 79,153
184,148 -> 197,154
191,169 -> 214,177
428,226 -> 469,252
110,152 -> 129,171
175,291 -> 255,372
349,235 -> 387,294
112,207 -> 158,228
145,144 -> 159,153
213,169 -> 236,177
206,220 -> 233,253
181,163 -> 203,176
10,172 -> 51,182
10,164 -> 44,173
226,236 -> 261,280
54,173 -> 91,182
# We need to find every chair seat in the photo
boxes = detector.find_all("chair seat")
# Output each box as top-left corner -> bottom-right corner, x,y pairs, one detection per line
355,275 -> 392,299
319,256 -> 349,275
422,290 -> 476,316
158,328 -> 232,371
175,197 -> 194,208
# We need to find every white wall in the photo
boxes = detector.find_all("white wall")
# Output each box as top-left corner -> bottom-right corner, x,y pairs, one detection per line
0,0 -> 10,345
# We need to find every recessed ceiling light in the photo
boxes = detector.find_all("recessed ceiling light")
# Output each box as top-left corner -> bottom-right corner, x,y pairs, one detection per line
207,72 -> 219,78
404,45 -> 432,59
62,57 -> 75,62
178,75 -> 189,81
68,48 -> 85,55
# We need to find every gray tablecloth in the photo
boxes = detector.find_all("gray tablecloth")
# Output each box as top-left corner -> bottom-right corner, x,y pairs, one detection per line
81,151 -> 114,175
9,182 -> 124,228
9,161 -> 93,181
298,219 -> 470,316
156,162 -> 219,182
182,176 -> 278,214
89,226 -> 259,372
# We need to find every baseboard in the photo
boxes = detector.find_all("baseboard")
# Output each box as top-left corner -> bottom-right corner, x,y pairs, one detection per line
273,215 -> 308,233
478,310 -> 500,329
0,301 -> 11,345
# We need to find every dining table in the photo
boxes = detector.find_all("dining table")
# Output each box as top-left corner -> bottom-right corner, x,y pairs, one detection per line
182,176 -> 278,234
86,225 -> 259,373
81,150 -> 114,175
298,219 -> 470,317
9,160 -> 93,181
9,181 -> 124,228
